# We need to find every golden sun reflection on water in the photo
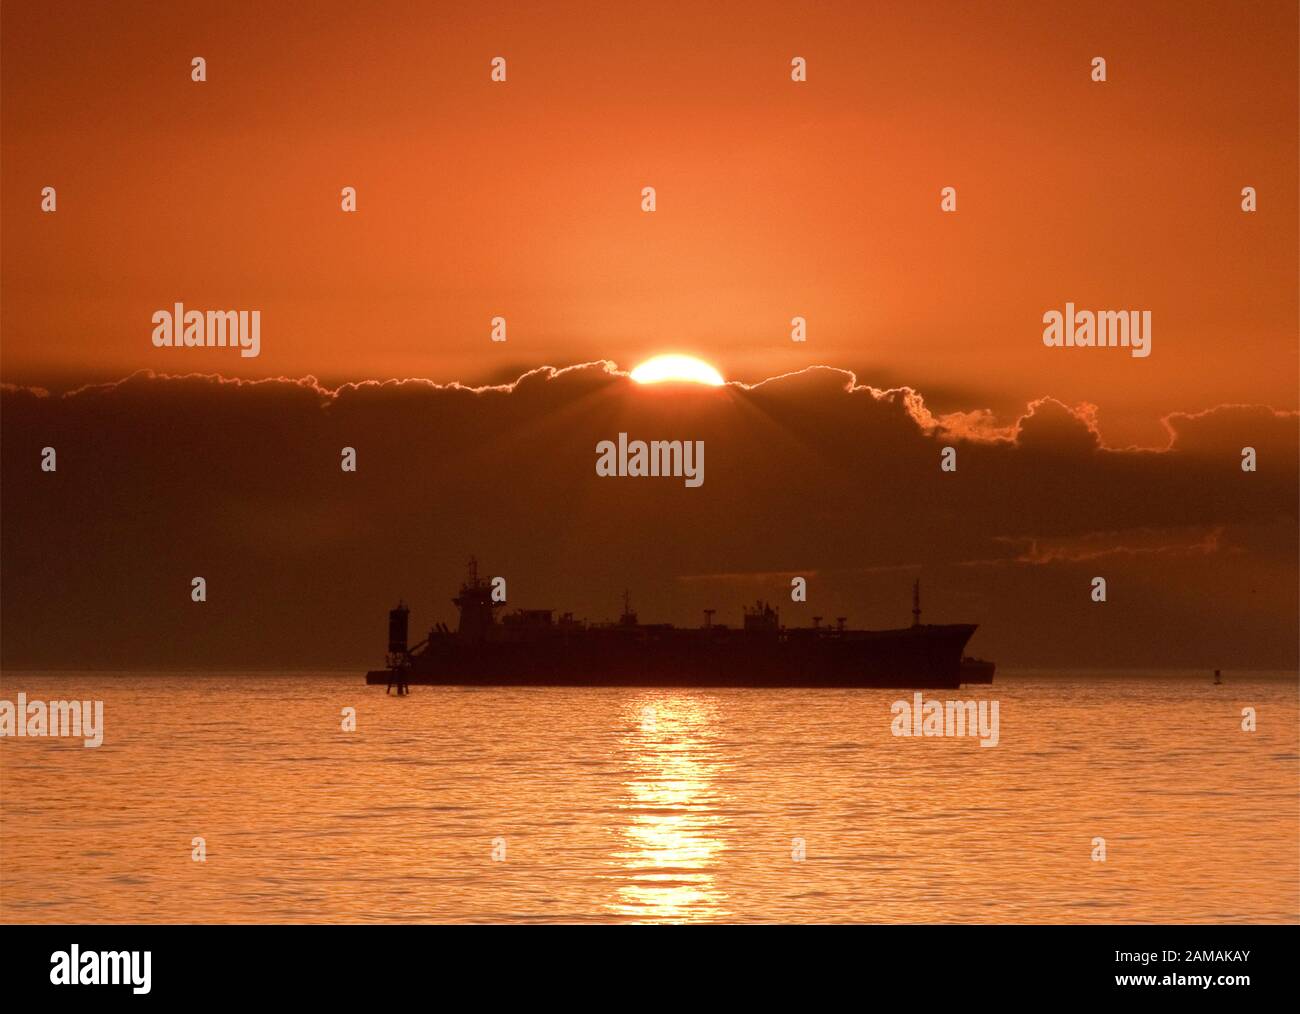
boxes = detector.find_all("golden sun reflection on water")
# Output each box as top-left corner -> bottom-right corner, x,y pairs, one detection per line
607,695 -> 730,922
4,674 -> 1297,923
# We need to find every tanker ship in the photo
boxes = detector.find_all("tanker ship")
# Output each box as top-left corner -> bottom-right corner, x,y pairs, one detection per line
365,559 -> 992,690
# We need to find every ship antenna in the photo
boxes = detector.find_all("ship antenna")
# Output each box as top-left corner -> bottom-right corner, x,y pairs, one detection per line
912,579 -> 921,627
468,556 -> 479,585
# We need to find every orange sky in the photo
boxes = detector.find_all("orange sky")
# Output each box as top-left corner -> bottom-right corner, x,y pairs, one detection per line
2,0 -> 1297,446
2,1 -> 1298,670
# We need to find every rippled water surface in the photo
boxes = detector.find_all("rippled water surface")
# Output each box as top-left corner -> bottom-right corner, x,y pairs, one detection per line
2,671 -> 1297,923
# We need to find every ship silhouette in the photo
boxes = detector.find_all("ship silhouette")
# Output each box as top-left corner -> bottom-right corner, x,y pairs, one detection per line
365,558 -> 994,690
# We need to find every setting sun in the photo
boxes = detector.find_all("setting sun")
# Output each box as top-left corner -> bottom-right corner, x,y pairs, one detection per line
629,354 -> 725,386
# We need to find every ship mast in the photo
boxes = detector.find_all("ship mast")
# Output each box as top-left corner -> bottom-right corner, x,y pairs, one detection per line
452,555 -> 497,640
619,589 -> 637,626
912,579 -> 921,627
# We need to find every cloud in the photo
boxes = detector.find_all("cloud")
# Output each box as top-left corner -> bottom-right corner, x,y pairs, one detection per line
2,365 -> 1295,668
966,526 -> 1230,566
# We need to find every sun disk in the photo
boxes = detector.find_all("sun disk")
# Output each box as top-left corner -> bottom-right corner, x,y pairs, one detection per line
629,354 -> 725,386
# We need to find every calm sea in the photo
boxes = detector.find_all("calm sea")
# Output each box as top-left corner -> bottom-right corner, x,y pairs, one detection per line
2,670 -> 1297,923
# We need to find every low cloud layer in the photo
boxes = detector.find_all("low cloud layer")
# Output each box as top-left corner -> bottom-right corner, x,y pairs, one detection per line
3,364 -> 1295,669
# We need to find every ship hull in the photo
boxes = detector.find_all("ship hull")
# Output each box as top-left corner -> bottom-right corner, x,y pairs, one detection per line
960,658 -> 996,684
366,623 -> 978,690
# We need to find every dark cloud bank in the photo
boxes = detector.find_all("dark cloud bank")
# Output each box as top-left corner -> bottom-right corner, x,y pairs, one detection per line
3,364 -> 1296,669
